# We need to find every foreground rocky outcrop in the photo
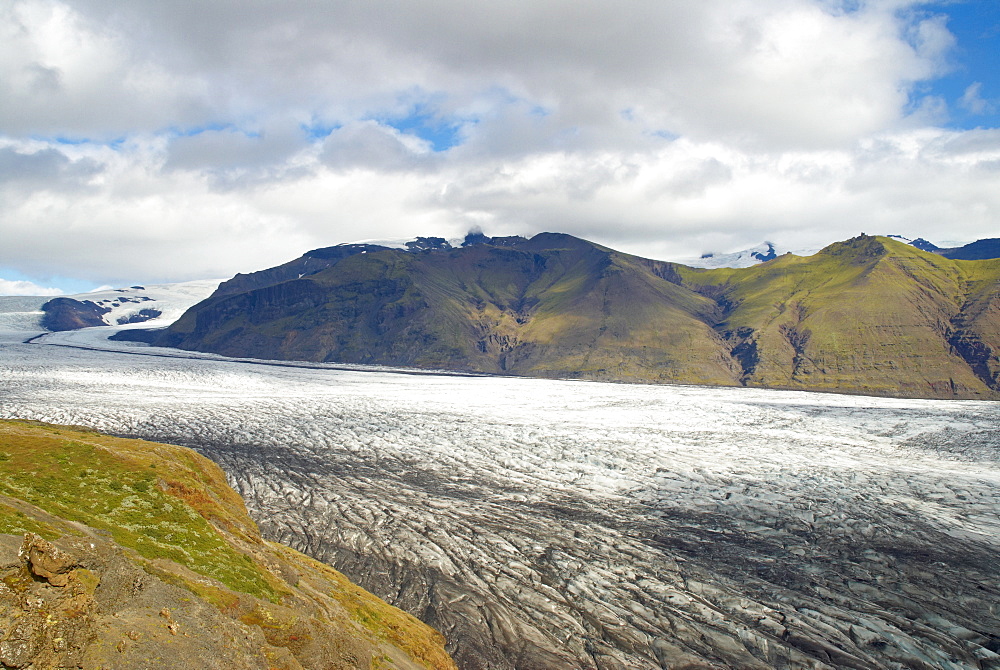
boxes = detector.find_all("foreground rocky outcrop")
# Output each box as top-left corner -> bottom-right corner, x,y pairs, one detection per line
0,420 -> 455,670
136,233 -> 1000,400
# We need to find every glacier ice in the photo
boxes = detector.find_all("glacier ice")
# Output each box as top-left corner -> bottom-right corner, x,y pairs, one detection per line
1,327 -> 998,669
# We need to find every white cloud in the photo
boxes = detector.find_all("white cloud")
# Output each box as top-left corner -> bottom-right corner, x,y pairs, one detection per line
0,278 -> 63,296
4,126 -> 999,282
2,0 -> 957,147
319,121 -> 438,172
0,0 -> 210,137
960,82 -> 994,115
0,0 -> 997,286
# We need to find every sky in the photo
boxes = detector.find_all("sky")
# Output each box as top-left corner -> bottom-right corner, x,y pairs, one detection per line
1,0 -> 999,294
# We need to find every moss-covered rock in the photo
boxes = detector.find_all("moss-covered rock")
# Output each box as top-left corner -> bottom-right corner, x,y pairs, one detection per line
0,419 -> 456,670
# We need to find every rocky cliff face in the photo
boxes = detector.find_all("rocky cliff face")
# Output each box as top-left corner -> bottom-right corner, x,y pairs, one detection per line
40,297 -> 111,331
150,233 -> 1000,399
0,420 -> 455,670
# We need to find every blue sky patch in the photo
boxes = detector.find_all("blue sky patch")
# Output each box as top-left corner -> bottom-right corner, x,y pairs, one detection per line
921,0 -> 1000,129
375,104 -> 466,152
0,266 -> 103,295
166,123 -> 268,140
302,120 -> 342,141
34,135 -> 127,149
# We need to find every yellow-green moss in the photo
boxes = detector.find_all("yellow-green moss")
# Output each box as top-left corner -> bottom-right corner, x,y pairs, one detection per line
267,541 -> 455,670
0,420 -> 279,602
0,503 -> 62,539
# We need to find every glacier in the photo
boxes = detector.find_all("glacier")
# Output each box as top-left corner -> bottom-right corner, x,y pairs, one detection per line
1,322 -> 998,669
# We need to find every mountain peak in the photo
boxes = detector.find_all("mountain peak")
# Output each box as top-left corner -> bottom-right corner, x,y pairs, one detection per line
520,231 -> 600,252
819,234 -> 889,262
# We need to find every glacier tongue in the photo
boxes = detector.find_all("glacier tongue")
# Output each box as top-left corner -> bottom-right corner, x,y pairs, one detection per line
1,331 -> 999,669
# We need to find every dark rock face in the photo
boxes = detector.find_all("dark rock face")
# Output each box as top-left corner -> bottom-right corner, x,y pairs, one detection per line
39,294 -> 161,331
750,242 -> 777,262
910,237 -> 940,252
40,297 -> 110,331
116,308 -> 162,324
489,235 -> 529,247
939,237 -> 1000,260
461,230 -> 492,247
108,327 -> 163,344
406,237 -> 452,251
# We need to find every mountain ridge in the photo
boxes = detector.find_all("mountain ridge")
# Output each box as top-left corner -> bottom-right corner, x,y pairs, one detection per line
129,233 -> 1000,400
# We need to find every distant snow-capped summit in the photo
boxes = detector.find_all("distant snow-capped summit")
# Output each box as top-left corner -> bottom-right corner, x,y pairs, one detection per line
886,235 -> 941,252
349,232 -> 527,252
885,234 -> 1000,261
683,232 -> 998,269
680,242 -> 822,269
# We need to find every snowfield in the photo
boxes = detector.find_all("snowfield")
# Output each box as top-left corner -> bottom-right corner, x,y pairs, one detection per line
0,279 -> 220,336
1,323 -> 999,669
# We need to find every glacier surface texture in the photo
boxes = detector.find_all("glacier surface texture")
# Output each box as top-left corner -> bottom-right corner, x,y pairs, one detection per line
2,329 -> 999,669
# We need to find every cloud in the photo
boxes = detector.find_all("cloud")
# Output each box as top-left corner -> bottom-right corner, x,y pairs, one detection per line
319,121 -> 439,172
0,145 -> 101,187
0,1 -> 210,137
0,278 -> 63,296
2,0 -> 959,148
960,82 -> 994,115
1,0 -> 998,287
164,125 -> 304,174
5,125 -> 999,284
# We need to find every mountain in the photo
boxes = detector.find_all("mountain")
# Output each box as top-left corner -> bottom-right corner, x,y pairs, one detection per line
0,419 -> 455,670
692,235 -> 1000,270
136,233 -> 1000,400
0,280 -> 221,335
887,235 -> 1000,261
211,234 -> 526,298
938,237 -> 1000,261
886,234 -> 942,252
676,235 -> 1000,398
145,233 -> 739,386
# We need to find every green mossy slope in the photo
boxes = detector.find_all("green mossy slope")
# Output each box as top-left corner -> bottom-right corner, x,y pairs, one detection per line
163,234 -> 740,385
675,236 -> 1000,397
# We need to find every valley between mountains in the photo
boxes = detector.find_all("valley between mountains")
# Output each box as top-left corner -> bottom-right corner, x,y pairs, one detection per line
121,233 -> 1000,401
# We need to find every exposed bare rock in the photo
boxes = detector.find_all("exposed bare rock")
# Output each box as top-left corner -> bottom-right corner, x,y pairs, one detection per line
20,533 -> 78,586
40,297 -> 110,331
0,421 -> 456,670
